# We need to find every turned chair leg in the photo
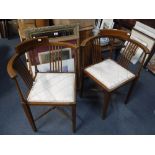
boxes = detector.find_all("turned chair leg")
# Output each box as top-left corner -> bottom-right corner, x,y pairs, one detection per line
80,72 -> 84,98
22,104 -> 37,132
125,78 -> 137,104
72,104 -> 76,133
102,92 -> 111,119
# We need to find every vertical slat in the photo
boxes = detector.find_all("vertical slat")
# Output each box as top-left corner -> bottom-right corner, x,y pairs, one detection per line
92,40 -> 94,63
118,41 -> 130,65
123,42 -> 135,67
34,47 -> 39,74
126,43 -> 138,67
94,38 -> 99,64
94,39 -> 97,63
92,37 -> 102,63
95,38 -> 97,62
52,45 -> 55,72
57,46 -> 60,72
55,45 -> 57,72
98,37 -> 102,62
92,40 -> 94,64
60,46 -> 62,72
49,45 -> 52,72
89,42 -> 92,65
129,44 -> 138,60
118,41 -> 140,69
96,38 -> 99,62
118,41 -> 130,67
109,37 -> 114,58
14,58 -> 33,89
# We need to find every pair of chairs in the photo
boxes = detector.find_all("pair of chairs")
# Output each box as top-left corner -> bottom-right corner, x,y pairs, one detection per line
7,29 -> 149,132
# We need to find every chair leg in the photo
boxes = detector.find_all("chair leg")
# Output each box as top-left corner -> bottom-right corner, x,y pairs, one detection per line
102,92 -> 111,119
72,104 -> 76,133
22,104 -> 37,132
79,72 -> 84,98
125,78 -> 137,104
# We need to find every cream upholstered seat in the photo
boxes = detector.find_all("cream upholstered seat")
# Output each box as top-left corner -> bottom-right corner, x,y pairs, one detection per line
27,73 -> 75,103
85,59 -> 135,91
7,37 -> 77,132
80,29 -> 150,119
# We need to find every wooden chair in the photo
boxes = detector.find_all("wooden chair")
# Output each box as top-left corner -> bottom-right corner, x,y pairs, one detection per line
80,29 -> 150,119
7,37 -> 77,132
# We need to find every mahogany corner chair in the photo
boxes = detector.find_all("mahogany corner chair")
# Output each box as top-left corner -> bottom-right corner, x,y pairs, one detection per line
80,29 -> 150,119
7,37 -> 77,132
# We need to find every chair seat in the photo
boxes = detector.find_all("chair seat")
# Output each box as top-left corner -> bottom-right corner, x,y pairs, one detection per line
85,59 -> 135,91
27,73 -> 75,104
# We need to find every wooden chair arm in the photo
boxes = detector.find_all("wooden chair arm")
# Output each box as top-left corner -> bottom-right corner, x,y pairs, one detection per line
7,53 -> 18,79
80,33 -> 150,55
80,35 -> 98,47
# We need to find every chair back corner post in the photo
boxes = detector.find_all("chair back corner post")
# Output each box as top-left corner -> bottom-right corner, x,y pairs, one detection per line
137,52 -> 147,77
73,47 -> 77,73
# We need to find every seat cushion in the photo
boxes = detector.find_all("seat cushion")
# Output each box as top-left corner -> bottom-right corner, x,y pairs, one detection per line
27,73 -> 75,104
85,59 -> 135,91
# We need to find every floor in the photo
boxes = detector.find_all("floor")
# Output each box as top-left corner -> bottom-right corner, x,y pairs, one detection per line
0,37 -> 155,135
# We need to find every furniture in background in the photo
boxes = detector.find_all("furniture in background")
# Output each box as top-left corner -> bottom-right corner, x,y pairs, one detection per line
114,19 -> 155,73
0,19 -> 18,39
18,19 -> 95,43
131,22 -> 155,73
7,37 -> 77,132
0,19 -> 9,38
52,19 -> 95,43
145,45 -> 155,73
93,19 -> 114,36
80,29 -> 149,119
52,19 -> 94,29
24,24 -> 79,43
114,19 -> 155,31
79,26 -> 93,43
18,19 -> 50,41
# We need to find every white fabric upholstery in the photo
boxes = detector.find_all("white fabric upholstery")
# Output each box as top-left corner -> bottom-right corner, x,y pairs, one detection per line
27,73 -> 75,103
85,59 -> 135,90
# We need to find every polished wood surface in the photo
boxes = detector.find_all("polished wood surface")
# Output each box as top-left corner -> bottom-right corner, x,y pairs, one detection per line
7,37 -> 77,132
80,29 -> 149,118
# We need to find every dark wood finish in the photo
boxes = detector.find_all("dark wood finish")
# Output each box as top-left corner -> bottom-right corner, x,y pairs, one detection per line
72,104 -> 76,133
102,92 -> 111,119
125,77 -> 138,104
0,19 -> 9,38
14,77 -> 37,131
144,44 -> 155,68
114,19 -> 155,30
79,26 -> 93,43
7,37 -> 77,132
35,19 -> 49,27
80,29 -> 149,118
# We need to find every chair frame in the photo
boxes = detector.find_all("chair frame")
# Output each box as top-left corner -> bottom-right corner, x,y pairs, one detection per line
7,37 -> 78,132
80,29 -> 150,119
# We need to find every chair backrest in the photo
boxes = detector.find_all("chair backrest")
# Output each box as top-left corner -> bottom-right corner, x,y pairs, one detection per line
7,37 -> 77,103
80,29 -> 150,76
